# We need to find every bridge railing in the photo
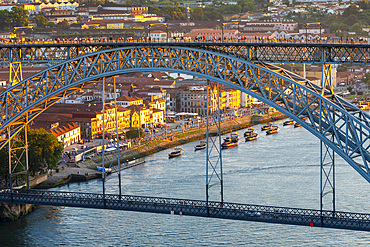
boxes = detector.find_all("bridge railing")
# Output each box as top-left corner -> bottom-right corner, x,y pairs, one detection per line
1,188 -> 369,223
1,38 -> 369,46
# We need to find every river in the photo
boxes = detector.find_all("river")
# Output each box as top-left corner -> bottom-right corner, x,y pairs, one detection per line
1,118 -> 369,246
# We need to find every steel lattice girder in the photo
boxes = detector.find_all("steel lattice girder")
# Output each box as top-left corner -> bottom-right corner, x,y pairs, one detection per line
1,42 -> 370,65
0,189 -> 369,231
1,46 -> 370,183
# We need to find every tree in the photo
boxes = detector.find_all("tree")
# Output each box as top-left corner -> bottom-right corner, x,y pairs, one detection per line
342,5 -> 360,18
11,6 -> 29,27
27,128 -> 63,175
0,128 -> 62,182
46,22 -> 56,28
191,7 -> 204,21
0,10 -> 12,31
125,127 -> 145,139
35,14 -> 48,28
344,14 -> 358,26
57,20 -> 70,29
237,0 -> 255,13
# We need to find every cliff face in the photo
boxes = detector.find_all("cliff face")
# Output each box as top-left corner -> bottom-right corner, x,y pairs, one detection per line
0,203 -> 35,222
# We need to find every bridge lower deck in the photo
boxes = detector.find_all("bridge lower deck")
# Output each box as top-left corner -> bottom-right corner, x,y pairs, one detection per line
0,189 -> 369,231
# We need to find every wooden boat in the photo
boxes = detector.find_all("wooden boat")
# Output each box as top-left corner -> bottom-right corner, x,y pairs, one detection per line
224,132 -> 239,143
221,141 -> 238,149
294,122 -> 301,128
266,125 -> 279,135
169,147 -> 183,158
245,133 -> 258,141
283,119 -> 294,126
244,127 -> 254,137
194,140 -> 207,151
261,123 -> 272,131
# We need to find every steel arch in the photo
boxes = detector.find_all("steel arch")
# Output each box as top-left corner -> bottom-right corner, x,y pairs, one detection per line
1,46 -> 370,183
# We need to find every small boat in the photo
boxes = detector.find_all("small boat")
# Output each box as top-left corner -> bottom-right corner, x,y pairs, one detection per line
231,132 -> 239,142
245,132 -> 258,141
169,147 -> 183,158
224,132 -> 239,143
294,122 -> 301,128
221,141 -> 238,149
266,125 -> 279,135
261,123 -> 272,131
283,119 -> 294,126
244,127 -> 254,137
301,116 -> 308,121
194,140 -> 207,151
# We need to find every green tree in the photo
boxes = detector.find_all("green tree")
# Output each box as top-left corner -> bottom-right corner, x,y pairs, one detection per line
46,21 -> 56,28
125,127 -> 145,139
57,20 -> 70,29
342,5 -> 360,18
35,14 -> 48,28
191,7 -> 204,21
237,0 -> 255,13
11,6 -> 29,27
363,72 -> 370,85
344,14 -> 358,26
0,10 -> 12,31
0,128 -> 62,182
27,128 -> 63,175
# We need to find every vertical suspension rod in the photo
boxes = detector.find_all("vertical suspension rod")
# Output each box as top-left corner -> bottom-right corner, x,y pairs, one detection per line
8,127 -> 12,192
217,82 -> 223,204
102,77 -> 106,201
113,76 -> 122,197
205,80 -> 210,213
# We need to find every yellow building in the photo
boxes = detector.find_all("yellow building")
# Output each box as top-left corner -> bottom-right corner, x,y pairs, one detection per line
107,22 -> 125,29
91,105 -> 131,139
152,109 -> 165,127
148,99 -> 166,115
51,123 -> 80,148
224,88 -> 241,109
128,105 -> 152,128
116,95 -> 143,107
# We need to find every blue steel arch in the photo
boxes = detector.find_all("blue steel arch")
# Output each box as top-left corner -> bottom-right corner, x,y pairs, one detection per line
1,46 -> 370,183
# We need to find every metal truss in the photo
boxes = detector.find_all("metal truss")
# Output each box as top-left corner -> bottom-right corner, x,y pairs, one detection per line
1,46 -> 370,184
0,188 -> 369,231
206,80 -> 223,207
1,42 -> 370,65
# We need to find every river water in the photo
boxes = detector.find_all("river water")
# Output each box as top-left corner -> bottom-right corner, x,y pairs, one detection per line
1,119 -> 370,246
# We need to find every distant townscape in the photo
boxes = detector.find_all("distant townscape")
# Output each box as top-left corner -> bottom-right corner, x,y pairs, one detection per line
0,0 -> 370,148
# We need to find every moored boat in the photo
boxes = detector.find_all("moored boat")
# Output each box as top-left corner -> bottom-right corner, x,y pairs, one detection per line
194,140 -> 207,151
245,132 -> 258,141
221,141 -> 238,149
261,123 -> 272,131
169,147 -> 183,158
266,125 -> 279,135
283,119 -> 294,126
224,132 -> 239,143
244,127 -> 254,137
294,122 -> 301,128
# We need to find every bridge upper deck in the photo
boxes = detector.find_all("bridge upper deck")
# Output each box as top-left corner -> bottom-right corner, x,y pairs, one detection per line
1,41 -> 370,64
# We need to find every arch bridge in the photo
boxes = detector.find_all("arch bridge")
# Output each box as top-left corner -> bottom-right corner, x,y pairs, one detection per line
0,44 -> 369,230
